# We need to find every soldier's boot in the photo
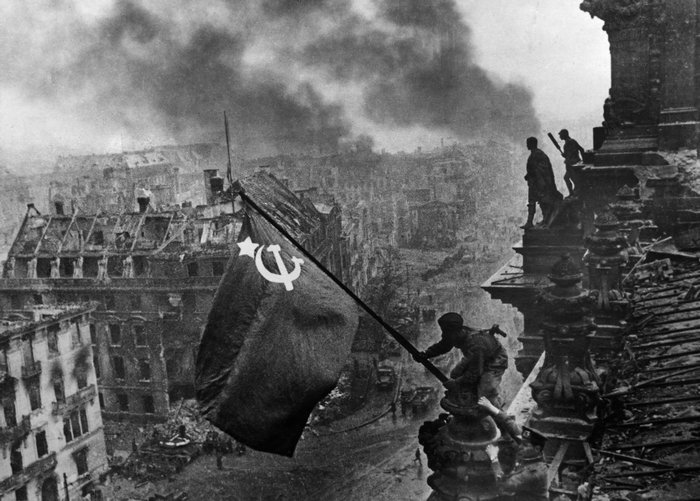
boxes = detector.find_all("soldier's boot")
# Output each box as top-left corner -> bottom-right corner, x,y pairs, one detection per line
520,204 -> 536,229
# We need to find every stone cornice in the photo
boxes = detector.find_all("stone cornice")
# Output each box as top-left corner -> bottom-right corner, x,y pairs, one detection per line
580,0 -> 660,31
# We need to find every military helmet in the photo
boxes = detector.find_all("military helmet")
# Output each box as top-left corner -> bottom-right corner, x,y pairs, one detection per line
437,312 -> 463,330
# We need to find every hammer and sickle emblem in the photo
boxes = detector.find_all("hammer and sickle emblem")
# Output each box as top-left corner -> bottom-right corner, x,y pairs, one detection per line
254,244 -> 304,291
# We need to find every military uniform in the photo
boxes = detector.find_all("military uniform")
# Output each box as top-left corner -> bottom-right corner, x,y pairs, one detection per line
526,148 -> 560,205
562,135 -> 585,196
501,460 -> 548,501
424,326 -> 508,405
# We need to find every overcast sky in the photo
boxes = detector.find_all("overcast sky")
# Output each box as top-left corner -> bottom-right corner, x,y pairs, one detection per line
0,0 -> 608,159
459,0 -> 609,147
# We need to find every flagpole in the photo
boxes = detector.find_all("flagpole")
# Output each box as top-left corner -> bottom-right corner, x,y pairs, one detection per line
224,111 -> 233,187
237,189 -> 448,383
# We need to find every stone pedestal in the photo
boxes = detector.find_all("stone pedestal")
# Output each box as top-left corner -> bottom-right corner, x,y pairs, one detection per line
527,255 -> 600,451
419,392 -> 502,500
584,210 -> 629,311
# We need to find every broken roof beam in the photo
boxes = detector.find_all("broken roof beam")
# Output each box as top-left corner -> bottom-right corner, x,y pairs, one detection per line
130,210 -> 148,253
33,215 -> 53,256
56,207 -> 79,254
80,214 -> 100,254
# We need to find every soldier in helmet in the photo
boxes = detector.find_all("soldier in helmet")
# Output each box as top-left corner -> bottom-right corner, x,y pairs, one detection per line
414,312 -> 508,407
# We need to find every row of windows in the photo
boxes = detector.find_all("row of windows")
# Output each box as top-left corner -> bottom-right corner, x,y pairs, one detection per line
63,408 -> 89,443
9,416 -> 88,489
14,256 -> 226,280
47,320 -> 84,355
114,393 -> 155,414
105,355 -> 151,381
2,373 -> 91,427
105,323 -> 147,347
186,260 -> 226,277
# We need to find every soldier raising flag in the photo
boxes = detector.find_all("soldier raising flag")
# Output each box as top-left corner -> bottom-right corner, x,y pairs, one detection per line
196,174 -> 448,456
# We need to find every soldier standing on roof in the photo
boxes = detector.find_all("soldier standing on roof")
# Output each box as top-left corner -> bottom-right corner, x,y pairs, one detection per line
522,137 -> 562,229
558,129 -> 585,197
413,312 -> 508,408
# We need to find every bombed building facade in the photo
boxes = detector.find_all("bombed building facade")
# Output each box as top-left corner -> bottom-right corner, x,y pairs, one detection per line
0,173 -> 352,423
47,144 -> 228,216
0,304 -> 107,501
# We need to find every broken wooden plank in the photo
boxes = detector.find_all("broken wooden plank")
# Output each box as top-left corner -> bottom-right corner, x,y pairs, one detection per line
625,394 -> 700,408
601,465 -> 700,479
634,335 -> 700,350
547,441 -> 570,487
638,348 -> 700,362
593,448 -> 673,468
642,361 -> 700,374
611,414 -> 700,428
614,437 -> 700,450
602,366 -> 700,397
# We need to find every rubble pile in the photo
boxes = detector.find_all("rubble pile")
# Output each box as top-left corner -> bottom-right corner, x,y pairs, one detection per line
152,400 -> 220,444
591,261 -> 700,499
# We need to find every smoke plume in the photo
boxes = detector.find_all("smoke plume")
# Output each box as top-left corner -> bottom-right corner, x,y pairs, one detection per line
0,0 -> 539,157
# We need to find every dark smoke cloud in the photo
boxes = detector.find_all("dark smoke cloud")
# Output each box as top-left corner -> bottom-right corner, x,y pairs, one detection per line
261,0 -> 342,17
303,0 -> 539,141
43,0 -> 348,155
1,0 -> 539,156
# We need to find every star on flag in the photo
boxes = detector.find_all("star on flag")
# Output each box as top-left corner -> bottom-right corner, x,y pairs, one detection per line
237,237 -> 258,258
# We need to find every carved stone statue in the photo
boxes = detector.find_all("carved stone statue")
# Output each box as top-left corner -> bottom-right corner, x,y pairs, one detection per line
27,257 -> 37,279
5,257 -> 15,279
122,255 -> 134,278
97,255 -> 109,282
50,257 -> 61,278
73,256 -> 83,278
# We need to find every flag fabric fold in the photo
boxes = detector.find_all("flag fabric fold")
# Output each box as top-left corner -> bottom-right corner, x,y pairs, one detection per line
195,207 -> 359,456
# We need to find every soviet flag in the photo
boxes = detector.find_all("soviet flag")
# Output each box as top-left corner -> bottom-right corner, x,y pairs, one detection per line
195,206 -> 359,456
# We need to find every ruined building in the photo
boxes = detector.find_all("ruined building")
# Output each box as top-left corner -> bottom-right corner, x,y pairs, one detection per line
0,173 -> 348,422
0,166 -> 32,260
0,304 -> 107,501
48,144 -> 228,215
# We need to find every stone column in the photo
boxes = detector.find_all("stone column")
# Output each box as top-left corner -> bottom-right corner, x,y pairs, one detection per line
528,255 -> 600,443
659,0 -> 699,149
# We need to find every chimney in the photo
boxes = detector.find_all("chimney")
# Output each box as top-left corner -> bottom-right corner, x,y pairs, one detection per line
202,169 -> 221,205
136,187 -> 152,213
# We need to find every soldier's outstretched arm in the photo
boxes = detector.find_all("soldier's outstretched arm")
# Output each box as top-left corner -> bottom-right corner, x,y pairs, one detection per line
422,339 -> 452,359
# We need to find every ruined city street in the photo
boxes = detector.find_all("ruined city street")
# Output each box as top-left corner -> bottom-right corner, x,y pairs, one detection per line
99,238 -> 524,500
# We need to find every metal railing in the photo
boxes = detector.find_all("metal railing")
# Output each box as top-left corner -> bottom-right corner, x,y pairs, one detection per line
20,361 -> 41,379
0,452 -> 57,495
51,385 -> 97,415
0,415 -> 30,445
